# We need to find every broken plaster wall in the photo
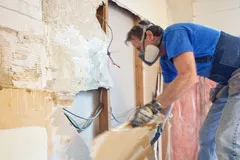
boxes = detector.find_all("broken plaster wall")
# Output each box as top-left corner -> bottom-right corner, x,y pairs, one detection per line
0,0 -> 112,100
0,0 -> 112,160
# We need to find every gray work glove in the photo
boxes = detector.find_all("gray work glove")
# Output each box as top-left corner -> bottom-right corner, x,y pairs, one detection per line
131,100 -> 162,127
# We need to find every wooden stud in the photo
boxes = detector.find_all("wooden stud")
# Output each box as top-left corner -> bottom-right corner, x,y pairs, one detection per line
98,88 -> 110,133
96,1 -> 110,133
134,17 -> 144,106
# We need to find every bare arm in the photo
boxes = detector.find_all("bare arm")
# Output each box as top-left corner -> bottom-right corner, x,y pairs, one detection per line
163,83 -> 169,90
156,51 -> 199,108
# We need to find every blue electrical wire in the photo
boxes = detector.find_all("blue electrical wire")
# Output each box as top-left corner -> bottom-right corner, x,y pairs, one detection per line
63,103 -> 103,132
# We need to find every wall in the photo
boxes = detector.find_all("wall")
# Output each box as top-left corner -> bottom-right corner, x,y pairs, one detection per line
51,91 -> 97,160
0,1 -> 112,160
111,0 -> 170,104
193,0 -> 240,35
0,0 -> 112,100
143,63 -> 159,103
68,91 -> 100,148
108,3 -> 136,127
167,0 -> 193,23
0,127 -> 47,160
112,0 -> 170,27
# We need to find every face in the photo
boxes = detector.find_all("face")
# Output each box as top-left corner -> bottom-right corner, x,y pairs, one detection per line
130,30 -> 161,54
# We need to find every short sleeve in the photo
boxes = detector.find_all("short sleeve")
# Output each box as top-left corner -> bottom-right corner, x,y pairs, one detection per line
160,57 -> 177,83
164,29 -> 193,60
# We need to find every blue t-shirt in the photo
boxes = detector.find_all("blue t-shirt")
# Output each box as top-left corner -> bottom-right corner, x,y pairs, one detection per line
160,23 -> 221,83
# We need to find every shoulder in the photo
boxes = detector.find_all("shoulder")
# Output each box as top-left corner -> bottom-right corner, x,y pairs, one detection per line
165,23 -> 190,32
164,23 -> 220,36
165,23 -> 203,32
163,23 -> 193,41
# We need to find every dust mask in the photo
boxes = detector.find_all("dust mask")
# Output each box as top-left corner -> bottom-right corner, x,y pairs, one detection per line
137,24 -> 162,66
144,45 -> 160,63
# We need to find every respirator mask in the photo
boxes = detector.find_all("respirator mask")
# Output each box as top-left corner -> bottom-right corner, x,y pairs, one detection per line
137,24 -> 163,66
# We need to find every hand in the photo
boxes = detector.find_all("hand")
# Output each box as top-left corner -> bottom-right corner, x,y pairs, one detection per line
131,101 -> 162,127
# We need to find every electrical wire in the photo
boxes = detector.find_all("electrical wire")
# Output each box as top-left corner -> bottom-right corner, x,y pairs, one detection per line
96,14 -> 121,68
62,12 -> 122,131
64,113 -> 80,130
63,89 -> 104,132
110,106 -> 139,124
64,103 -> 103,132
110,107 -> 123,124
63,107 -> 102,121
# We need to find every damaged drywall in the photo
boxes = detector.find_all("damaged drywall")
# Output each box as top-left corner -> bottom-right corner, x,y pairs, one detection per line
0,0 -> 112,159
0,0 -> 112,101
91,114 -> 165,160
49,107 -> 90,160
44,24 -> 111,95
43,0 -> 112,97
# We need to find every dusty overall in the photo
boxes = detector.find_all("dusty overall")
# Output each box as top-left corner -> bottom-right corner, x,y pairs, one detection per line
198,32 -> 240,160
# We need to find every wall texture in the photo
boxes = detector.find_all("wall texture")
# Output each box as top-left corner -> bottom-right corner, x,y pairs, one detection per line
112,0 -> 169,28
0,0 -> 112,101
0,1 -> 112,160
111,0 -> 170,104
193,0 -> 240,35
108,3 -> 136,127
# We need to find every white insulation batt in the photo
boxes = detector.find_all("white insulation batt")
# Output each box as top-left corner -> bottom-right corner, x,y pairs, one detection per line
0,0 -> 112,99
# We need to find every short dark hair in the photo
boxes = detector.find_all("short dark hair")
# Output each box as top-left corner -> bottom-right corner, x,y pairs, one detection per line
125,20 -> 164,45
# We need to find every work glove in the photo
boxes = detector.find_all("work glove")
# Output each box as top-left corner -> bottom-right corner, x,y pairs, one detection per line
131,100 -> 162,127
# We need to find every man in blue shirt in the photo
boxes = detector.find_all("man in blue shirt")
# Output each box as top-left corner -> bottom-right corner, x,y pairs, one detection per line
125,20 -> 240,160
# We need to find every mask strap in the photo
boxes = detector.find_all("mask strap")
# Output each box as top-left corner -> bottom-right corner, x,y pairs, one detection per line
136,24 -> 153,43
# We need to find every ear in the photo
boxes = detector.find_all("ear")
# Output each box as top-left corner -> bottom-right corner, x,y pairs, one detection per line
145,30 -> 154,41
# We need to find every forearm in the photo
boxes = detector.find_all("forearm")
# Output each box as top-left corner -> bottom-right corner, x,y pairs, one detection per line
156,74 -> 198,108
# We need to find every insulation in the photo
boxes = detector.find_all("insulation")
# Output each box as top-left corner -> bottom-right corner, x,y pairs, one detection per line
169,78 -> 216,160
